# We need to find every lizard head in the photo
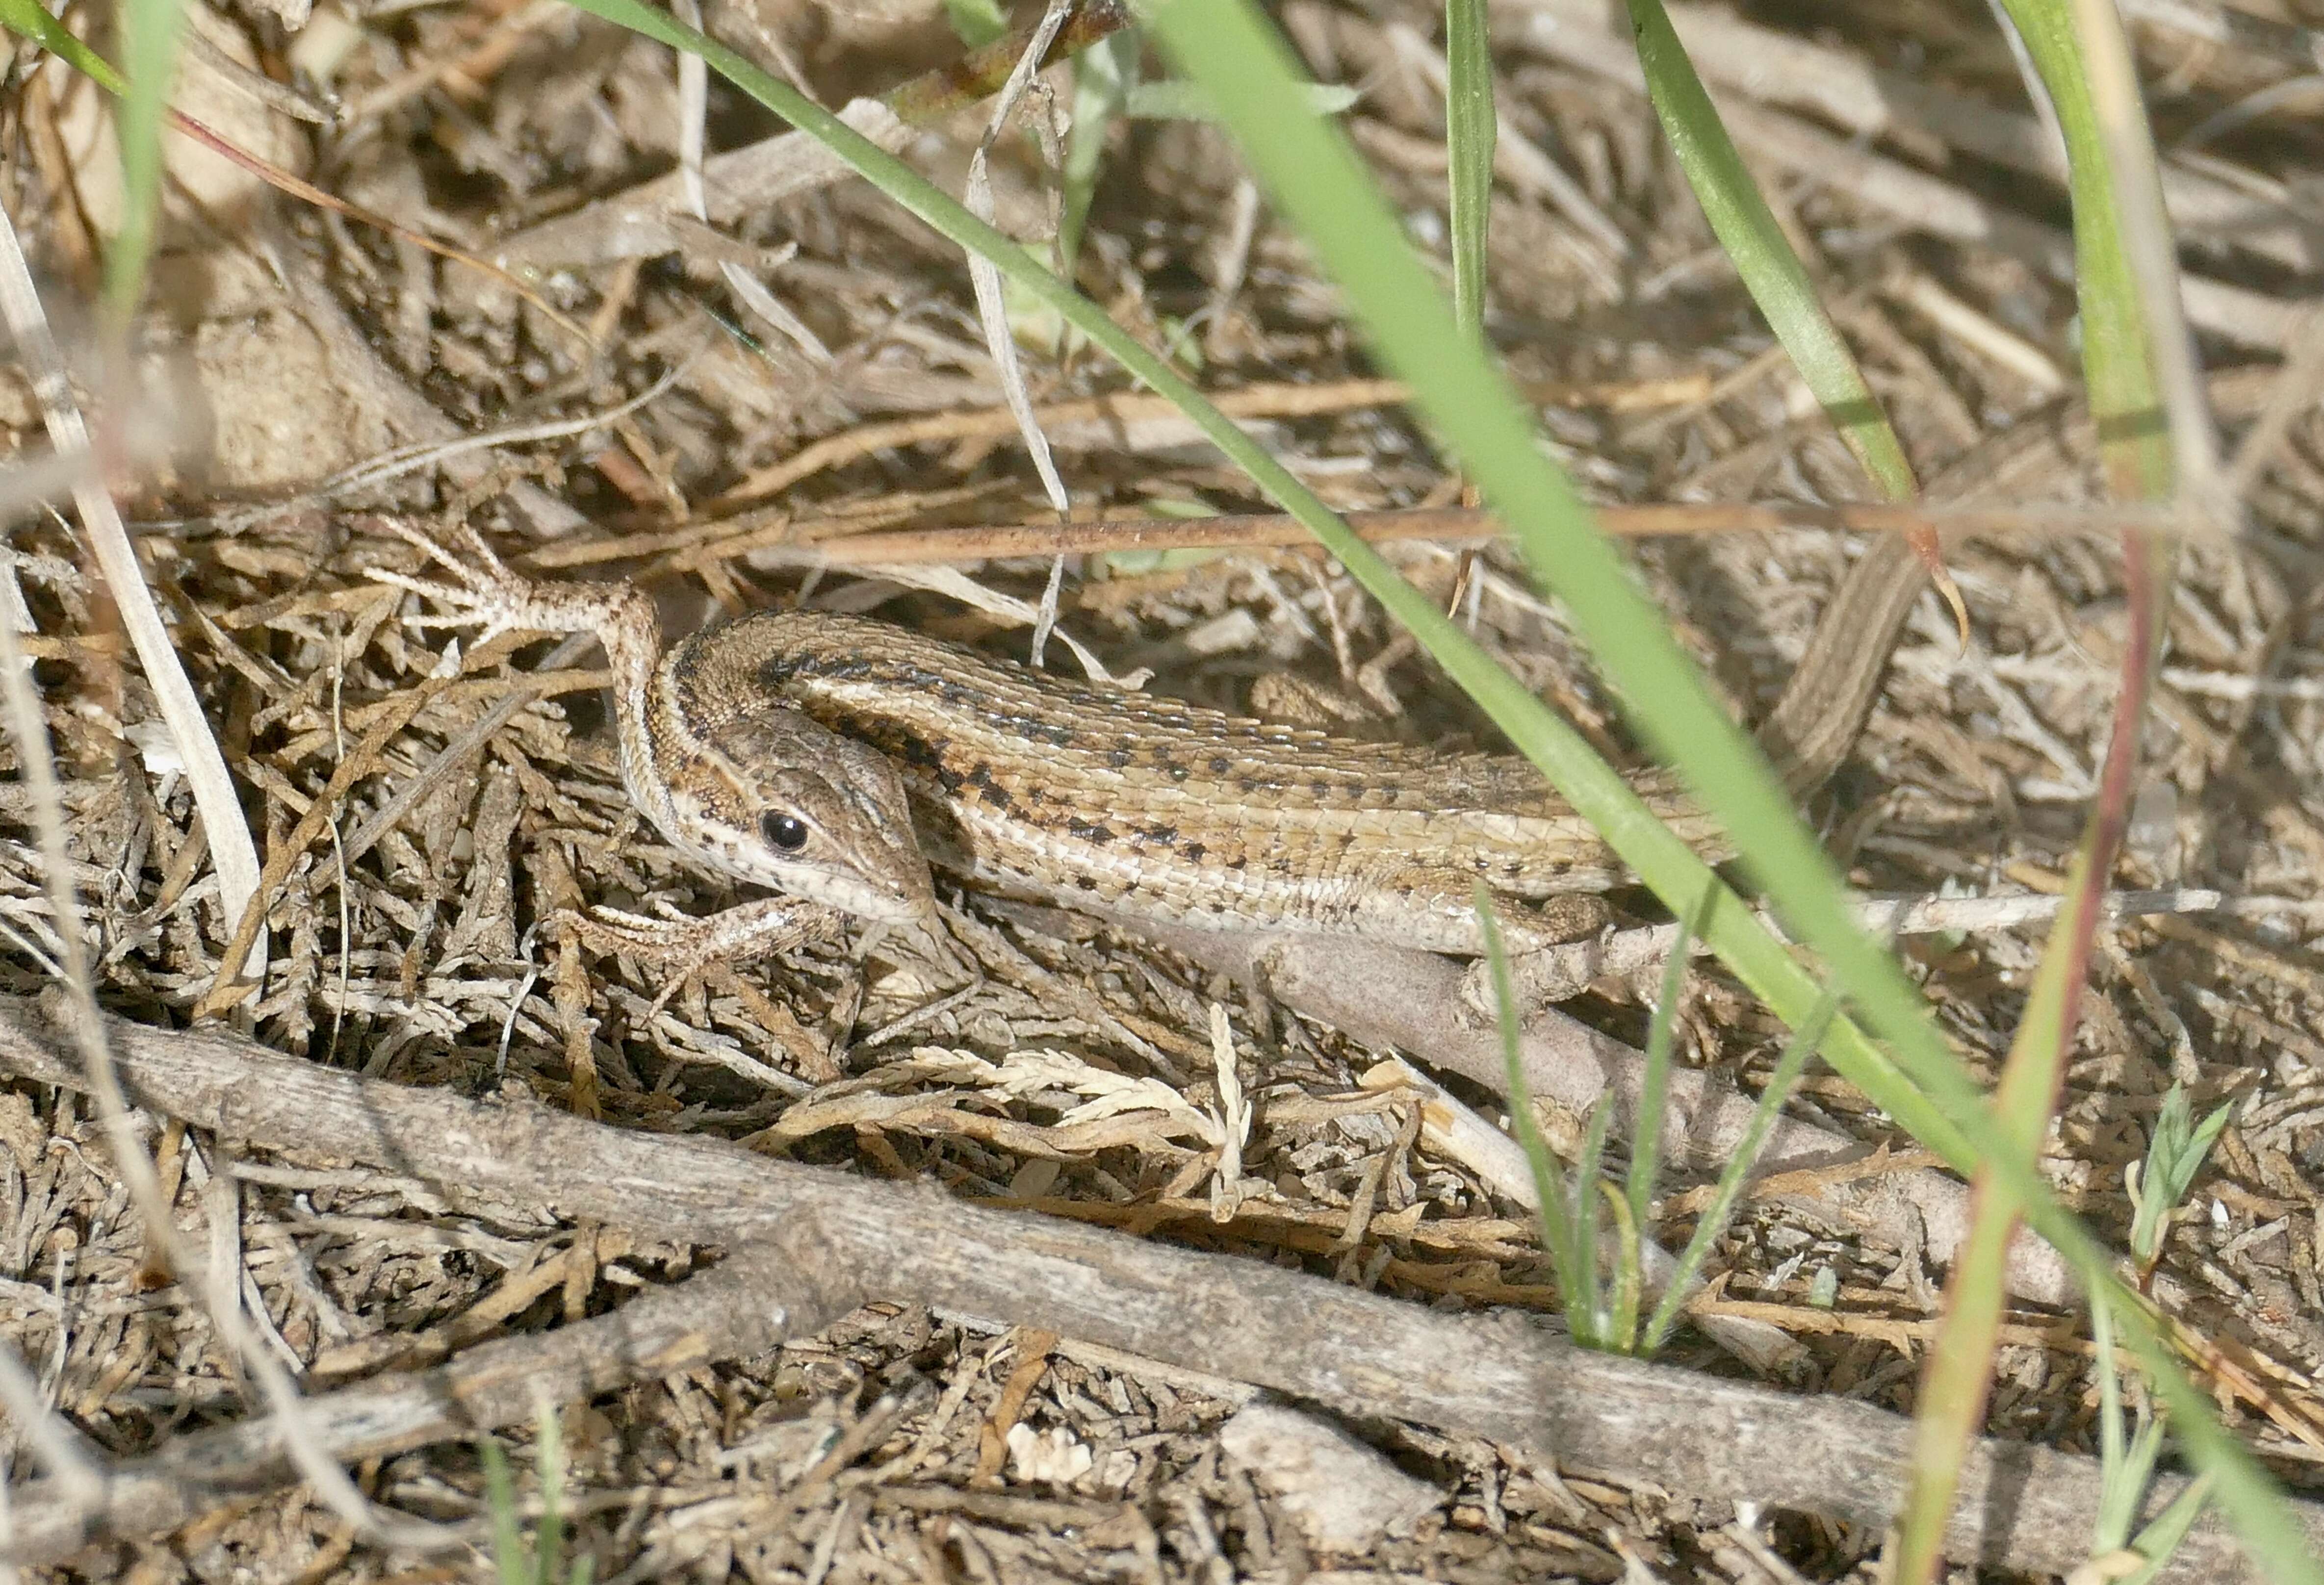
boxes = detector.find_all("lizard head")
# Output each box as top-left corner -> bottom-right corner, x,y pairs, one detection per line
660,709 -> 938,924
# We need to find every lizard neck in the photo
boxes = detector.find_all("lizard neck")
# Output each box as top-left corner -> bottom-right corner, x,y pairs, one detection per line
558,582 -> 695,844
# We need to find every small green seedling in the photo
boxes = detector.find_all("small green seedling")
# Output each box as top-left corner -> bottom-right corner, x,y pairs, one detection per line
2081,1291 -> 2213,1584
479,1398 -> 592,1585
1479,884 -> 1837,1355
2126,1083 -> 2232,1277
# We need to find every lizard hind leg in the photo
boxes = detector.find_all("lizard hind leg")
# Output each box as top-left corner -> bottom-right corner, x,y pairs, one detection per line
1455,889 -> 1627,1017
365,520 -> 535,646
1328,864 -> 1617,1016
1338,865 -> 1609,957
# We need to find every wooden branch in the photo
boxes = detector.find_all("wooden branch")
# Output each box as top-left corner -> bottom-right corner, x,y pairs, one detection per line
7,1250 -> 855,1564
0,997 -> 2309,1580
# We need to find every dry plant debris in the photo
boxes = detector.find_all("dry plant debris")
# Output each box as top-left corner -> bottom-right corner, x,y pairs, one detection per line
2,0 -> 2324,1579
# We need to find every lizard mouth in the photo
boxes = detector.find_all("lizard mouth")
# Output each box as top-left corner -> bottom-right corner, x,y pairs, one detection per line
845,861 -> 939,924
768,840 -> 937,925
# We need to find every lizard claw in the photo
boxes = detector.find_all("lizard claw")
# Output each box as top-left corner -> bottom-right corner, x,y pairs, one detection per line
367,521 -> 505,600
365,522 -> 540,650
379,519 -> 508,581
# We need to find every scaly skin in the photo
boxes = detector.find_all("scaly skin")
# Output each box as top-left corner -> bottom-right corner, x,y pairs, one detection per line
373,524 -> 1926,962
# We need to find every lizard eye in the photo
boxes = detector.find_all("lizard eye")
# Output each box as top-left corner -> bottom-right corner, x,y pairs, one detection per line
760,812 -> 809,852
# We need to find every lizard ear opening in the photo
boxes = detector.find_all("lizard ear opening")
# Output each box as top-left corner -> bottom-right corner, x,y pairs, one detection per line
760,811 -> 810,851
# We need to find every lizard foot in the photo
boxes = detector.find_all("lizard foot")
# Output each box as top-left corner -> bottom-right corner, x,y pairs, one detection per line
1456,895 -> 1615,1023
365,520 -> 546,648
366,519 -> 662,683
552,896 -> 844,1018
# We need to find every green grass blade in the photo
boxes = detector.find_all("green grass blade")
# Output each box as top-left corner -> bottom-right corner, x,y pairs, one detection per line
1993,0 -> 2169,498
1622,0 -> 1914,501
2052,0 -> 2221,507
2094,1293 -> 2135,1549
2130,1087 -> 2232,1269
1444,0 -> 1494,344
2119,1474 -> 2215,1585
478,1436 -> 532,1585
1479,888 -> 1590,1325
2093,1290 -> 2210,1581
1061,30 -> 1140,269
1572,1097 -> 1613,1345
944,0 -> 1009,49
0,0 -> 126,93
1627,884 -> 1706,1243
108,0 -> 189,329
1891,886 -> 2084,1585
1640,984 -> 1837,1354
1600,1177 -> 1642,1353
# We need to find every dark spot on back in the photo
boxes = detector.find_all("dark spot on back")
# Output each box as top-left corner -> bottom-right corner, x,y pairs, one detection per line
887,729 -> 944,770
964,763 -> 1018,813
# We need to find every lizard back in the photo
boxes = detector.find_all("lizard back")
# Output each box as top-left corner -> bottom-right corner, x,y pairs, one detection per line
662,609 -> 1732,943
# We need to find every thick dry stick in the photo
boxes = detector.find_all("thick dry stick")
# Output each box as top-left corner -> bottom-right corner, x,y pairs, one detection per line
0,998 -> 2305,1581
7,1250 -> 856,1564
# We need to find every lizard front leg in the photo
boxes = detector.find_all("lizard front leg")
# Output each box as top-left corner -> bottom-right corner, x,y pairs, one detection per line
365,519 -> 666,698
368,520 -> 937,972
551,896 -> 846,1017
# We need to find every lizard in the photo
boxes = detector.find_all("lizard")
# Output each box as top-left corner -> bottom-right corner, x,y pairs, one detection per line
369,519 -> 1928,978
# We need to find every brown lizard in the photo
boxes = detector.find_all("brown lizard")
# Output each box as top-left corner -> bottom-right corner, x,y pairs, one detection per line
371,522 -> 1927,971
